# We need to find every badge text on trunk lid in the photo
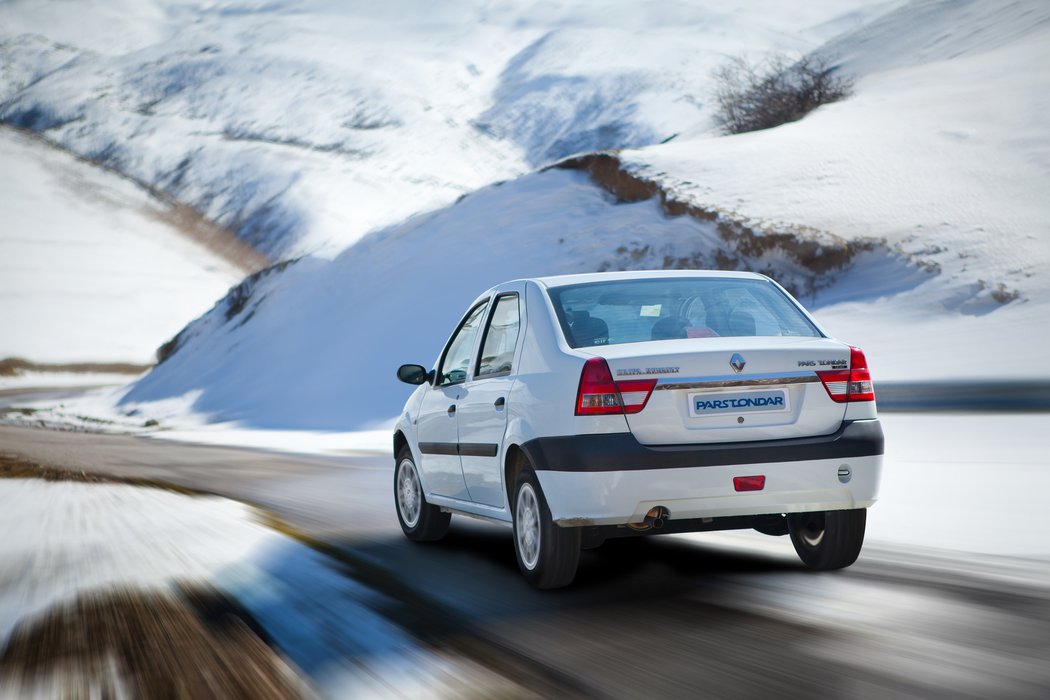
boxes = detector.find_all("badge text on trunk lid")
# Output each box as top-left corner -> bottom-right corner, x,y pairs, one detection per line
616,366 -> 680,376
730,353 -> 746,373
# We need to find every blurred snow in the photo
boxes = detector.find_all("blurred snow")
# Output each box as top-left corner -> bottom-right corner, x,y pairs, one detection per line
869,411 -> 1050,556
0,371 -> 143,391
0,129 -> 242,364
0,479 -> 503,697
0,480 -> 279,644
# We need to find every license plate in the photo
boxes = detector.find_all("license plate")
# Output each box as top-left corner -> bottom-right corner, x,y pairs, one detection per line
688,389 -> 790,417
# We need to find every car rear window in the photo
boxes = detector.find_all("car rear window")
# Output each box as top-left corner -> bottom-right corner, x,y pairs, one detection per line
547,277 -> 822,349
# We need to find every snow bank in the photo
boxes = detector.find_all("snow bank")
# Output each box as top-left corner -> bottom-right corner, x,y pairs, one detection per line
0,129 -> 244,364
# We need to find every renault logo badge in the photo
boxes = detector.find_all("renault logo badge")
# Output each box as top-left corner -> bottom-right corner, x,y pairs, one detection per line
730,353 -> 746,373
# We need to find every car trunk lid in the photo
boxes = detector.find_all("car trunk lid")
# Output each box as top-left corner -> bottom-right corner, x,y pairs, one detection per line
581,336 -> 850,445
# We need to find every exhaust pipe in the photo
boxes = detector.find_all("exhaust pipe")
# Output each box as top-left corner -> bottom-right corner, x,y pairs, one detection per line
626,506 -> 670,531
650,506 -> 669,529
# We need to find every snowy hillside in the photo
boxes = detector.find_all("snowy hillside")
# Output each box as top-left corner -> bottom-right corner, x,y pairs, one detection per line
119,166 -> 930,430
4,0 -> 1048,436
0,128 -> 248,366
620,0 -> 1050,377
0,0 -> 890,258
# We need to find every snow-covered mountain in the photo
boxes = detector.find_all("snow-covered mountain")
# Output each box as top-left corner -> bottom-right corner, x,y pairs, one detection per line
3,0 -> 1048,435
1,0 -> 889,258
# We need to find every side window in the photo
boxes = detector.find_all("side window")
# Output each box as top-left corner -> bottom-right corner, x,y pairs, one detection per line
477,293 -> 520,378
438,302 -> 488,386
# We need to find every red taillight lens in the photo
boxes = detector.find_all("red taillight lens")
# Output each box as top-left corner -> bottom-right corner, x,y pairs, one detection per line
575,358 -> 658,416
817,346 -> 875,403
576,357 -> 622,415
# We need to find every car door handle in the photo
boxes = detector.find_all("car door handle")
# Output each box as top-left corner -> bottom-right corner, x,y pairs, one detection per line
494,397 -> 506,409
447,404 -> 456,417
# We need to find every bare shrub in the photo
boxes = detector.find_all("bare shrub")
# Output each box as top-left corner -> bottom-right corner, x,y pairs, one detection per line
713,54 -> 853,135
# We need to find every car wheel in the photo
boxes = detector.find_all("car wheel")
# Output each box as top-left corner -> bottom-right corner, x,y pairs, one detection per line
788,508 -> 866,570
513,468 -> 581,589
394,446 -> 450,541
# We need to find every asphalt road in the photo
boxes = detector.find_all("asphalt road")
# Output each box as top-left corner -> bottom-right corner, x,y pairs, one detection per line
2,424 -> 1049,699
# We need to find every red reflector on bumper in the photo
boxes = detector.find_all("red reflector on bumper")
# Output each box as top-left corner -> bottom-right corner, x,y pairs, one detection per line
733,475 -> 765,492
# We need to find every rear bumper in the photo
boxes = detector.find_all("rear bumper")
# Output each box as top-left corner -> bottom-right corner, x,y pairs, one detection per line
522,420 -> 884,526
520,419 -> 883,472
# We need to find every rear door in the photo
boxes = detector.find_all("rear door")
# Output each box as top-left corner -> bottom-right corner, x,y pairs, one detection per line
457,288 -> 524,507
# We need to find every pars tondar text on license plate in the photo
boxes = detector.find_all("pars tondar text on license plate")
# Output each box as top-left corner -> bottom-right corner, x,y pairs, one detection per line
689,390 -> 790,417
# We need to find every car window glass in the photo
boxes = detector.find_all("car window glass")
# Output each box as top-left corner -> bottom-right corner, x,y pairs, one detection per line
547,278 -> 821,349
439,302 -> 488,385
477,294 -> 520,378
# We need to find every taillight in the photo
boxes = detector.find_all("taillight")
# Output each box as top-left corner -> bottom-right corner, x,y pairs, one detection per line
617,378 -> 658,414
576,357 -> 621,415
817,346 -> 875,403
575,358 -> 658,416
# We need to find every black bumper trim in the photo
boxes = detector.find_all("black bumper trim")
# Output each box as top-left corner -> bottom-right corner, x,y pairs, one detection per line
519,420 -> 883,472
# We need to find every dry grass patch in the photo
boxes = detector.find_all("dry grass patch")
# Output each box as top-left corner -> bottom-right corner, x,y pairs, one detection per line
0,454 -> 205,498
0,586 -> 310,699
0,454 -> 119,483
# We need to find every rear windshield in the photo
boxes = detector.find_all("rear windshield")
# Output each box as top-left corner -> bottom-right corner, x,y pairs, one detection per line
547,277 -> 822,349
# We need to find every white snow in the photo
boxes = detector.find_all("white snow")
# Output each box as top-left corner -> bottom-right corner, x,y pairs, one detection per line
0,480 -> 279,644
621,0 -> 1050,379
0,479 -> 501,697
0,128 -> 242,364
0,371 -> 143,391
868,411 -> 1050,556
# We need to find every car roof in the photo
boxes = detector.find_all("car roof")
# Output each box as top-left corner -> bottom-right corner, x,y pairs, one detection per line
531,269 -> 769,289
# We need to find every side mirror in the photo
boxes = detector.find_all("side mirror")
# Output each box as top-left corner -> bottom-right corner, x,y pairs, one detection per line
397,364 -> 433,385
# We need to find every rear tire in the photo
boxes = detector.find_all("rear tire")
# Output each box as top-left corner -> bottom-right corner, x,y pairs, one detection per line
394,446 -> 450,542
513,468 -> 580,589
788,508 -> 866,570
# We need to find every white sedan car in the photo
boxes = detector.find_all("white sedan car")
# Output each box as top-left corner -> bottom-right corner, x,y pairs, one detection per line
394,271 -> 883,588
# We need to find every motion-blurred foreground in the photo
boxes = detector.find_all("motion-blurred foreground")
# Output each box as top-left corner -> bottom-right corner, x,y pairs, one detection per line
1,412 -> 1048,698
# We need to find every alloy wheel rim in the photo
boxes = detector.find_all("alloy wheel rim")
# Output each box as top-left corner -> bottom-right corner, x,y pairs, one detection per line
397,459 -> 421,528
516,483 -> 541,570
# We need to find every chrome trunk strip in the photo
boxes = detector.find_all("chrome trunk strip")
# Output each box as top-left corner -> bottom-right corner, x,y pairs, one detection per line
655,372 -> 819,391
